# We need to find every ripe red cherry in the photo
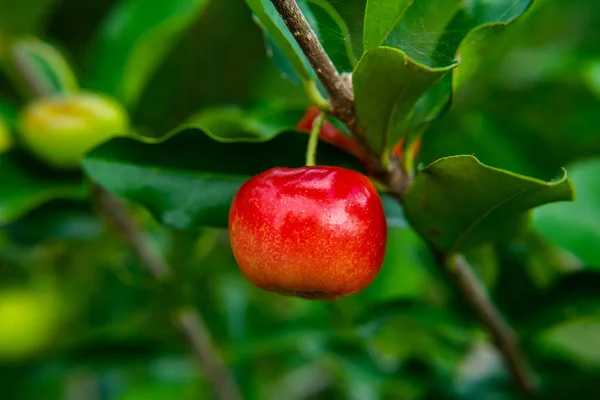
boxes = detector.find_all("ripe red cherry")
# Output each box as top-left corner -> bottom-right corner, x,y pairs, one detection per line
229,166 -> 387,300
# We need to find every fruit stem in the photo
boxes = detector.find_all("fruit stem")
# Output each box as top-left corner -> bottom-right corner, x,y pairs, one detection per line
302,79 -> 329,111
306,110 -> 325,166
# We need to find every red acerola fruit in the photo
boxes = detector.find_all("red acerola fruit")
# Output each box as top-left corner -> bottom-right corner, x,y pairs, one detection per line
229,166 -> 387,300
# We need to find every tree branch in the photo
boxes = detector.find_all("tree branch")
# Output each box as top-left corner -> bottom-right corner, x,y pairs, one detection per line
269,0 -> 392,182
268,0 -> 536,395
176,309 -> 243,400
95,187 -> 243,400
269,0 -> 353,124
442,253 -> 537,394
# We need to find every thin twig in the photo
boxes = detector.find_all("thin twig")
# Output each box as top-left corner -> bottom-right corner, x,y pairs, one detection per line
268,0 -> 536,395
95,187 -> 243,400
95,187 -> 169,280
443,253 -> 537,394
176,309 -> 244,400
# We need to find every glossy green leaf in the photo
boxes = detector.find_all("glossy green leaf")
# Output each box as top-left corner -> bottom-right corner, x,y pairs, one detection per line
370,0 -> 462,65
88,0 -> 210,108
353,47 -> 454,155
430,0 -> 532,68
82,128 -> 364,229
451,23 -> 508,92
404,155 -> 574,252
422,82 -> 600,179
0,151 -> 85,226
534,159 -> 600,266
359,0 -> 533,152
363,0 -> 531,67
363,0 -> 412,51
246,0 -> 314,83
306,0 -> 356,71
0,0 -> 58,38
185,103 -> 305,140
247,0 -> 354,85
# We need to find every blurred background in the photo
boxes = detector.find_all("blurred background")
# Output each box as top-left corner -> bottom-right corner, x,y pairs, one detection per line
1,0 -> 600,399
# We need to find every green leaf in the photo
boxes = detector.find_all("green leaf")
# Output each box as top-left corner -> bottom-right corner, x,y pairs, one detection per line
358,300 -> 473,338
363,0 -> 413,51
536,316 -> 600,368
247,0 -> 354,85
431,0 -> 532,68
306,0 -> 356,71
422,82 -> 600,180
185,103 -> 306,140
363,0 -> 532,67
358,1 -> 534,156
0,151 -> 85,226
0,0 -> 58,39
5,37 -> 78,97
357,300 -> 473,370
451,23 -> 508,92
366,0 -> 462,64
534,159 -> 600,266
4,199 -> 101,245
88,0 -> 210,108
404,155 -> 574,252
246,0 -> 314,83
353,47 -> 454,155
517,271 -> 600,337
82,128 -> 364,230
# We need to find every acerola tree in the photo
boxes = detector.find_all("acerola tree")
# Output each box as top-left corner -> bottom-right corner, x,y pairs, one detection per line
1,0 -> 599,399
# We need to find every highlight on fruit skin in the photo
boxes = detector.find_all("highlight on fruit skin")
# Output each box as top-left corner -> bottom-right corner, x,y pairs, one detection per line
0,117 -> 13,153
17,91 -> 129,169
228,166 -> 387,300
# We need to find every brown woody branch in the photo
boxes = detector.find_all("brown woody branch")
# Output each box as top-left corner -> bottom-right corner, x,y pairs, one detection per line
95,187 -> 243,400
269,0 -> 353,126
268,0 -> 536,395
270,0 -> 391,182
440,253 -> 537,393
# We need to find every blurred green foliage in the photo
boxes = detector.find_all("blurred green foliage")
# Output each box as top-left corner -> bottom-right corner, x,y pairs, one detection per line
0,0 -> 600,399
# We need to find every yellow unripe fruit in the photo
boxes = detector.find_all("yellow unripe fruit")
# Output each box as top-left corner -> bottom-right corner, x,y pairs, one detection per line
18,92 -> 129,168
0,118 -> 12,153
0,287 -> 64,361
